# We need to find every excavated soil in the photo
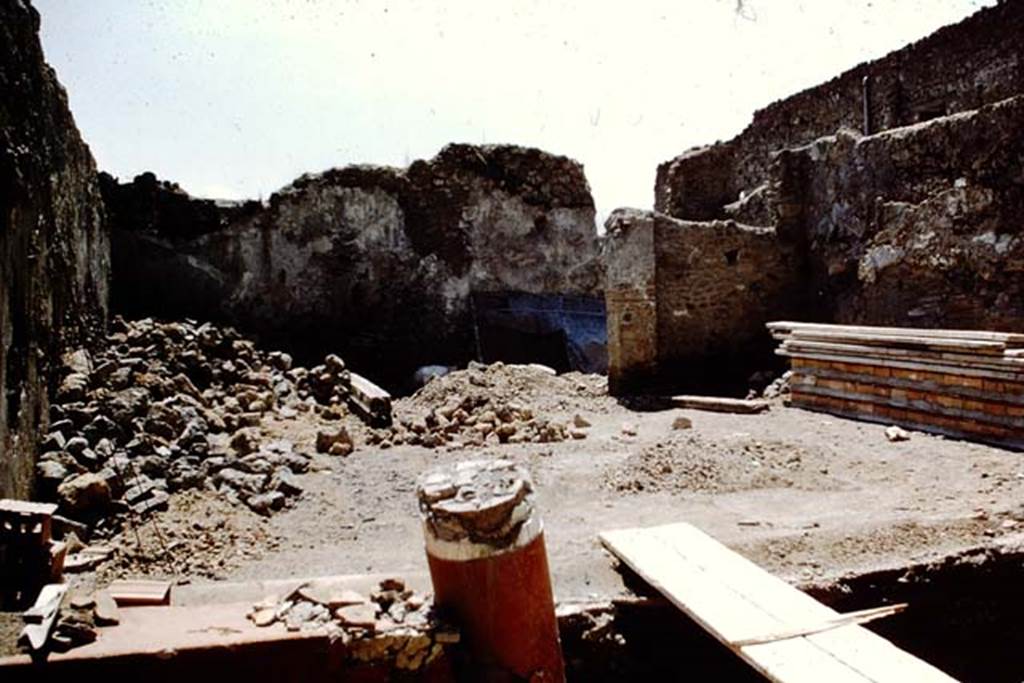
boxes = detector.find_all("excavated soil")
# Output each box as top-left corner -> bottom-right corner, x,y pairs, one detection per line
604,432 -> 840,494
32,362 -> 1024,609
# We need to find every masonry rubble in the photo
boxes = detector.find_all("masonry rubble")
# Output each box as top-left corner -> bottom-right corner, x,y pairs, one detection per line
36,316 -> 376,530
247,577 -> 457,671
373,362 -> 593,450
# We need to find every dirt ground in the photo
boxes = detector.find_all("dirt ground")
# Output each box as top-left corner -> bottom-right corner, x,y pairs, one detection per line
71,364 -> 1024,602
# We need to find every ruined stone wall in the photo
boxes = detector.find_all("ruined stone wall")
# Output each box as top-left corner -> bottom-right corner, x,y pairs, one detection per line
656,1 -> 1024,221
776,94 -> 1024,330
605,209 -> 801,393
105,144 -> 602,387
611,4 -> 1024,396
1,0 -> 109,498
605,210 -> 657,394
653,216 -> 803,386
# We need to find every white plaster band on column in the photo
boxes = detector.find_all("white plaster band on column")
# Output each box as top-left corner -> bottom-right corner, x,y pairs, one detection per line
423,514 -> 543,562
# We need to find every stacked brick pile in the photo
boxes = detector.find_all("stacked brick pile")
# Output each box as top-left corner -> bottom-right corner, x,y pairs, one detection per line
769,322 -> 1024,449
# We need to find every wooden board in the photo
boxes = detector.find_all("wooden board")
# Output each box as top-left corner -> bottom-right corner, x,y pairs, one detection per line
768,321 -> 1024,346
669,395 -> 770,414
347,372 -> 393,427
781,340 -> 1024,371
781,332 -> 1007,355
600,522 -> 956,683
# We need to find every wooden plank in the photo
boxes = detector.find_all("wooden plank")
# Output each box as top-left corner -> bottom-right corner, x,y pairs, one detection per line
347,372 -> 393,428
600,528 -> 868,683
732,604 -> 907,647
781,340 -> 1024,370
649,526 -> 954,683
21,583 -> 67,651
669,395 -> 770,414
600,523 -> 956,683
782,332 -> 1007,355
768,321 -> 1024,346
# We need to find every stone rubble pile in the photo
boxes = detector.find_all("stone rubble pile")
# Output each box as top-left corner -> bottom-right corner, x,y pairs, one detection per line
37,317 -> 357,524
760,370 -> 792,400
249,577 -> 457,670
373,362 -> 593,449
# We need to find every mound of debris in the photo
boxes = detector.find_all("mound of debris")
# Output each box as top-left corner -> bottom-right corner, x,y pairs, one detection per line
37,317 -> 359,527
604,433 -> 836,495
375,362 -> 611,449
248,577 -> 457,670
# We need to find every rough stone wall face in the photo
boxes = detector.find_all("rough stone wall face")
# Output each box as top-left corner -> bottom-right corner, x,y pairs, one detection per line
624,3 -> 1024,396
106,144 -> 601,387
1,0 -> 109,498
605,209 -> 658,395
781,95 -> 1024,331
604,209 -> 801,394
657,1 -> 1024,221
653,218 -> 802,367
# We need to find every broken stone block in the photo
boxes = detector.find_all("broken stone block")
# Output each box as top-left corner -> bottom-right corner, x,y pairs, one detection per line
672,416 -> 693,430
215,468 -> 267,495
93,591 -> 120,626
250,606 -> 277,627
41,431 -> 66,452
335,602 -> 377,630
885,425 -> 911,442
57,473 -> 112,518
317,425 -> 353,455
247,491 -> 285,516
270,467 -> 303,496
230,426 -> 262,455
57,373 -> 89,403
130,490 -> 170,516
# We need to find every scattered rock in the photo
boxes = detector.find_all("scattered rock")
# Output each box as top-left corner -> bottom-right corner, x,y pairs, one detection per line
672,416 -> 693,430
250,606 -> 277,627
885,425 -> 911,442
93,591 -> 120,626
36,317 -> 375,524
335,602 -> 378,630
317,426 -> 353,456
230,427 -> 262,455
57,473 -> 112,517
247,491 -> 286,516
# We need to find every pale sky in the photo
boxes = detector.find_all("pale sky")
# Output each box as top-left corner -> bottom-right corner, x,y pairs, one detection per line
35,0 -> 993,221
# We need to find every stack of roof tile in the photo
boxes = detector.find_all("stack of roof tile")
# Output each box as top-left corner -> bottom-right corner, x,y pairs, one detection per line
769,321 -> 1024,449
